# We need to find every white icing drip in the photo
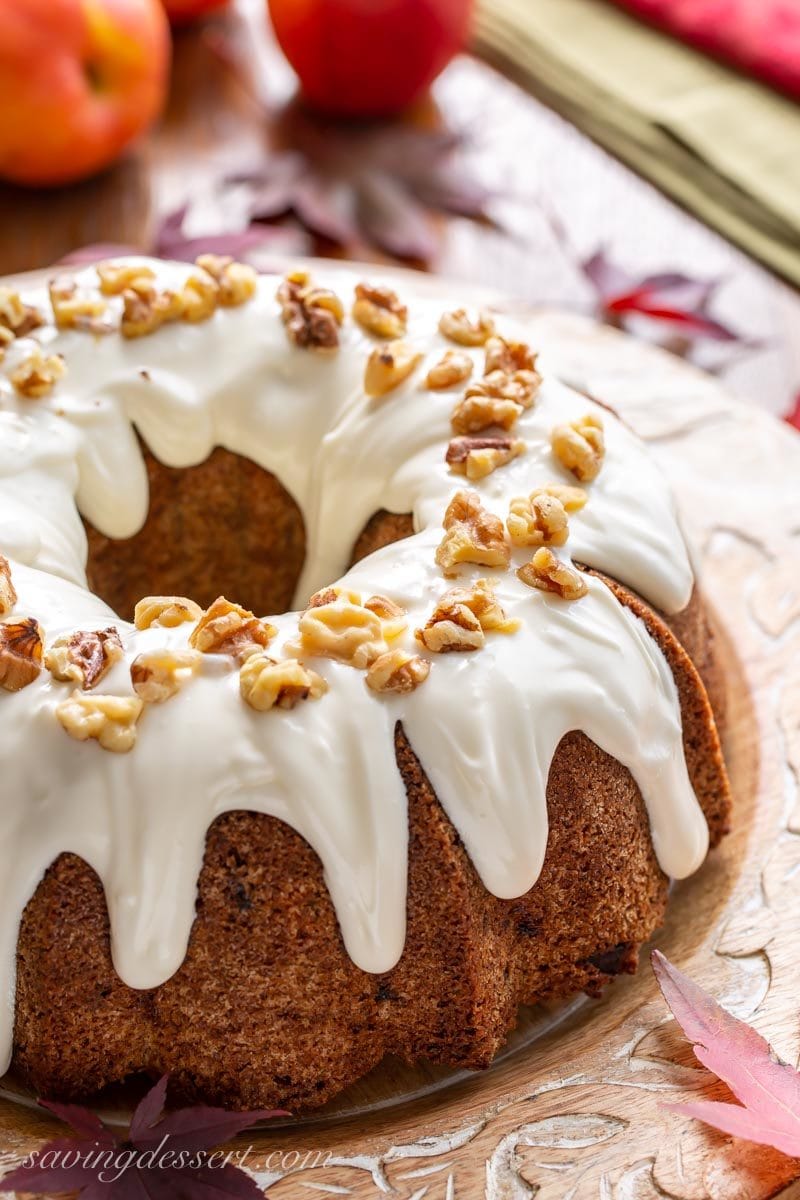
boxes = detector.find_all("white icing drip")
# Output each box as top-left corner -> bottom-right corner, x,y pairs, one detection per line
0,259 -> 709,1074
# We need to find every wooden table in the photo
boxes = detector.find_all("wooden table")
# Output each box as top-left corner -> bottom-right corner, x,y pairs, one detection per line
1,0 -> 799,423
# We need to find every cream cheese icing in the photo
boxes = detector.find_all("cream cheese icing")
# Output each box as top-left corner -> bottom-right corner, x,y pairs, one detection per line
0,259 -> 708,1075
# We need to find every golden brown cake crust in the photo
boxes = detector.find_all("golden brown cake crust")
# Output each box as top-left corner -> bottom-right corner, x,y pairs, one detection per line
11,462 -> 731,1111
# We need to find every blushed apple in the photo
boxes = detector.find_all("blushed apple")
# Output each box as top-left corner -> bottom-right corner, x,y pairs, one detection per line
0,0 -> 171,187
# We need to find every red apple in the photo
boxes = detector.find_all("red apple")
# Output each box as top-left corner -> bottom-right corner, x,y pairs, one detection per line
0,0 -> 170,187
162,0 -> 229,26
268,0 -> 473,118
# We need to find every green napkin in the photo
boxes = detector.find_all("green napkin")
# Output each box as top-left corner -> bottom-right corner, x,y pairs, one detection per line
473,0 -> 800,286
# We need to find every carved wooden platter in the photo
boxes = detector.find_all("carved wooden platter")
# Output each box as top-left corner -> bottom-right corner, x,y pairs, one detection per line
1,265 -> 799,1199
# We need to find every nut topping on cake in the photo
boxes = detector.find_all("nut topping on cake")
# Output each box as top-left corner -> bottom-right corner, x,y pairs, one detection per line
131,649 -> 201,704
425,349 -> 473,390
507,493 -> 569,548
179,268 -> 219,324
0,287 -> 43,338
366,649 -> 430,693
551,413 -> 605,482
240,654 -> 328,711
10,348 -> 66,399
48,277 -> 107,331
0,557 -> 17,616
352,282 -> 408,339
418,578 -> 517,651
438,308 -> 495,346
484,335 -> 538,377
450,392 -> 522,435
46,627 -> 123,690
120,282 -> 183,339
297,591 -> 398,669
0,618 -> 43,691
364,340 -> 423,396
529,483 -> 588,512
446,434 -> 525,481
56,692 -> 143,753
277,269 -> 343,349
97,262 -> 156,295
189,597 -> 276,660
517,548 -> 588,600
195,255 -> 257,307
445,577 -> 518,633
134,595 -> 204,630
435,490 -> 510,577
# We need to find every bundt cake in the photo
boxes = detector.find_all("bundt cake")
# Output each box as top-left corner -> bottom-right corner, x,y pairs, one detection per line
0,256 -> 730,1111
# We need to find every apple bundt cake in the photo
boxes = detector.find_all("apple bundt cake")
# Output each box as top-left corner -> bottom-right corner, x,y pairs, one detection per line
0,257 -> 730,1110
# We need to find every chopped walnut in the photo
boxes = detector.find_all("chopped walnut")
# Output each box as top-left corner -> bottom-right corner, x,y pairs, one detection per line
0,618 -> 43,691
445,577 -> 518,633
297,594 -> 389,669
352,282 -> 407,339
306,586 -> 341,610
435,490 -> 510,577
517,548 -> 588,600
277,269 -> 343,350
189,596 -> 276,660
446,434 -> 525,481
417,579 -> 517,652
134,595 -> 204,630
366,649 -> 430,693
425,349 -> 473,390
438,308 -> 495,347
120,282 -> 183,339
131,648 -> 201,703
364,340 -> 422,397
48,276 -> 107,331
363,594 -> 407,639
0,287 -> 43,337
507,493 -> 569,548
484,335 -> 537,376
10,348 -> 66,399
97,262 -> 156,295
56,691 -> 143,753
467,367 -> 540,410
530,483 -> 588,513
0,556 -> 17,616
551,413 -> 605,482
180,268 -> 219,323
46,626 -> 123,690
240,653 -> 327,711
195,255 -> 257,306
0,325 -> 13,358
450,392 -> 522,435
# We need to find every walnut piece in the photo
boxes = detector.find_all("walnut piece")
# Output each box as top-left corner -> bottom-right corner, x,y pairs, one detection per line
352,282 -> 407,339
467,368 -> 540,411
435,489 -> 510,577
195,254 -> 257,306
364,340 -> 422,397
551,413 -> 605,482
97,262 -> 156,295
277,269 -> 343,350
484,335 -> 537,376
416,578 -> 515,653
445,577 -> 518,633
517,548 -> 588,600
438,308 -> 495,347
446,434 -> 525,481
121,282 -> 183,339
46,626 -> 123,690
366,649 -> 430,693
131,648 -> 201,703
10,348 -> 66,399
0,618 -> 43,691
134,595 -> 203,630
240,654 -> 327,711
450,392 -> 522,435
0,556 -> 17,616
425,349 -> 473,390
189,596 -> 276,660
48,276 -> 107,331
180,267 -> 219,323
297,591 -> 397,669
56,691 -> 143,753
507,493 -> 569,548
0,287 -> 43,337
530,483 -> 588,513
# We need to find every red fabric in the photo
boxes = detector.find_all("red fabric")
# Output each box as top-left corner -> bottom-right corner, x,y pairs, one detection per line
607,0 -> 800,99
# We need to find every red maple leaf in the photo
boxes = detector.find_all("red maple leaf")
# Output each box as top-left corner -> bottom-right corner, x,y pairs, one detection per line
652,950 -> 800,1157
783,392 -> 800,433
2,1075 -> 288,1198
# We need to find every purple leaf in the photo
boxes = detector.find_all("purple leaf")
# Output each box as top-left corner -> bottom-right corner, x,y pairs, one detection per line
135,1106 -> 288,1153
2,1160 -> 107,1193
130,1075 -> 169,1141
143,1164 -> 265,1200
39,1099 -> 115,1142
290,177 -> 359,245
357,170 -> 438,261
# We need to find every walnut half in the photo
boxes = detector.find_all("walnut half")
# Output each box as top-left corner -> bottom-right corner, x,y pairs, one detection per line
352,282 -> 407,339
551,413 -> 605,482
446,435 -> 525,481
131,649 -> 201,703
366,649 -> 430,694
277,269 -> 343,350
417,578 -> 517,652
56,692 -> 143,753
189,596 -> 276,660
364,340 -> 422,397
517,548 -> 588,600
134,595 -> 203,630
10,348 -> 66,399
46,627 -> 123,690
240,654 -> 327,711
0,618 -> 44,691
435,490 -> 510,578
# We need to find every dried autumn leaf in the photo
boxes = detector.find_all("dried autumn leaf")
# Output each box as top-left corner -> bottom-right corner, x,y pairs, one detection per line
652,949 -> 800,1158
784,392 -> 800,433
